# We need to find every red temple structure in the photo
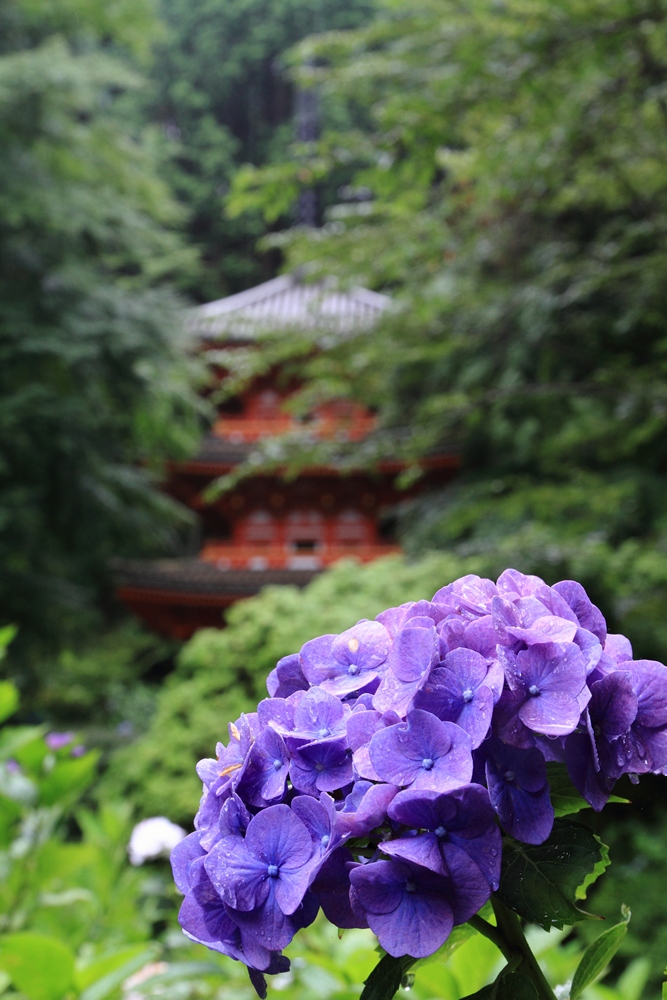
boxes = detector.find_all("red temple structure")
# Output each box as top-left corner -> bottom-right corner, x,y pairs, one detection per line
115,274 -> 459,638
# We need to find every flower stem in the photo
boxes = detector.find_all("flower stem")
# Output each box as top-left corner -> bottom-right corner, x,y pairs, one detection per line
467,899 -> 557,1000
467,915 -> 511,960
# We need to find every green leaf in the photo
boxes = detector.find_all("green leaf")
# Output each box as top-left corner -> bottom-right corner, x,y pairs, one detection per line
615,958 -> 650,1000
546,764 -> 628,816
496,820 -> 610,930
411,922 -> 477,971
0,793 -> 21,845
0,683 -> 19,725
78,946 -> 159,1000
570,906 -> 631,999
131,961 -> 227,985
38,752 -> 100,807
461,971 -> 538,999
0,626 -> 17,662
0,726 -> 45,764
359,952 -> 416,1000
75,944 -> 158,991
546,764 -> 590,817
0,932 -> 74,1000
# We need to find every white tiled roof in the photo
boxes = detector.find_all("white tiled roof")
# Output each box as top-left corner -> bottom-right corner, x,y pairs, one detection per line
189,273 -> 390,340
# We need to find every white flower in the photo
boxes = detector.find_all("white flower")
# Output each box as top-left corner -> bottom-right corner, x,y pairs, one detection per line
123,961 -> 169,1000
127,816 -> 186,866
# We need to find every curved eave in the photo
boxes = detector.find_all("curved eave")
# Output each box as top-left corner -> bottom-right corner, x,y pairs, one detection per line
171,452 -> 460,478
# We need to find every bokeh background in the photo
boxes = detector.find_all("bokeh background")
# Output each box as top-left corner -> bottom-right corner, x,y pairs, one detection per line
1,0 -> 667,997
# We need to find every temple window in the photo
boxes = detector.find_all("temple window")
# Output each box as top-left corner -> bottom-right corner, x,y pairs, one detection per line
285,510 -> 324,552
240,509 -> 276,546
334,509 -> 372,546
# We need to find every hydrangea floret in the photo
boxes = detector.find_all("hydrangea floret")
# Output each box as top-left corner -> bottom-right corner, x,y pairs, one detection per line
171,570 -> 667,1000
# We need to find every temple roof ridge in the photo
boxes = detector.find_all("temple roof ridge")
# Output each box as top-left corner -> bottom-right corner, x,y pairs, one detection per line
189,272 -> 390,340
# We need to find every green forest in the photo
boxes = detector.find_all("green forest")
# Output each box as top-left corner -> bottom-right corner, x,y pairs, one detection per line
3,0 -> 667,997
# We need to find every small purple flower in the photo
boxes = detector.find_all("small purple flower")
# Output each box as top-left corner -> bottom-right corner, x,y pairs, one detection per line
350,859 -> 453,957
372,618 -> 439,716
205,804 -> 313,915
350,856 -> 486,958
237,728 -> 290,807
300,620 -> 392,696
195,715 -> 257,849
496,569 -> 551,600
179,865 -> 247,961
287,687 -> 351,745
369,710 -> 473,793
413,648 -> 495,748
492,593 -> 579,648
219,793 -> 253,838
433,575 -> 498,617
552,581 -> 607,644
617,660 -> 667,774
336,780 -> 399,838
197,715 -> 256,790
347,708 -> 400,781
171,831 -> 206,894
377,601 -> 447,637
459,615 -> 501,660
291,792 -> 342,862
266,654 -> 309,698
483,738 -> 553,844
290,739 -> 354,796
502,642 -> 589,737
383,784 -> 501,889
176,851 -> 289,987
565,671 -> 638,811
229,887 -> 319,958
311,847 -> 366,929
604,634 -> 633,665
45,732 -> 74,751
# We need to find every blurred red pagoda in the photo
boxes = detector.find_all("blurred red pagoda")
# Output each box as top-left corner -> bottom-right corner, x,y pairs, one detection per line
115,274 -> 458,638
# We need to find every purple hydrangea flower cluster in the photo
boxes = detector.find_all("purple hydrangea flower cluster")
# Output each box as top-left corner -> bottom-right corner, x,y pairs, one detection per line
171,569 -> 667,991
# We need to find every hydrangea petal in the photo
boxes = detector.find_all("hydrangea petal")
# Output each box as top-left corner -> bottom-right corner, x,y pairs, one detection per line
311,847 -> 367,929
336,780 -> 398,838
171,832 -> 205,894
205,835 -> 270,912
553,581 -> 607,643
179,874 -> 246,961
244,804 -> 313,873
386,624 -> 438,683
290,739 -> 354,795
369,710 -> 472,792
350,859 -> 454,958
518,690 -> 583,737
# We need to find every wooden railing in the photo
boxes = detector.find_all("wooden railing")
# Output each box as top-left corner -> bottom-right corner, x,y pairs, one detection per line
199,541 -> 401,570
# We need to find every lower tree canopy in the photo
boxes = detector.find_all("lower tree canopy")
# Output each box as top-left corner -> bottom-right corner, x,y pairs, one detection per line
0,0 -> 204,659
227,0 -> 667,620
